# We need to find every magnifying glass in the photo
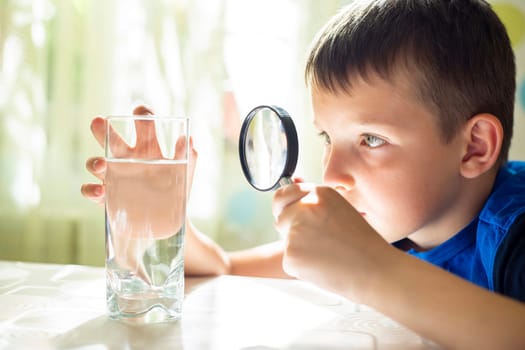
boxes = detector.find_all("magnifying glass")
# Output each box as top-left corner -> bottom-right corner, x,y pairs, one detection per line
239,105 -> 299,191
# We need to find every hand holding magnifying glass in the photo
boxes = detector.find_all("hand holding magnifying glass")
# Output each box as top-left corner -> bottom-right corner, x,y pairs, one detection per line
239,105 -> 299,191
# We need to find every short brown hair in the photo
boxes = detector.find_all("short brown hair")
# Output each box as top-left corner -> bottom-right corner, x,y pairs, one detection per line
305,0 -> 516,163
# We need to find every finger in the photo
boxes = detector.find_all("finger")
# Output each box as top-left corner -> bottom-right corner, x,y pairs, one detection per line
273,185 -> 324,238
85,157 -> 106,180
90,116 -> 106,149
274,195 -> 313,238
134,118 -> 160,152
80,183 -> 105,207
293,177 -> 305,184
174,135 -> 188,160
92,115 -> 132,157
133,108 -> 162,155
272,183 -> 313,220
107,121 -> 133,157
186,136 -> 198,198
133,105 -> 154,115
189,136 -> 198,169
133,104 -> 155,149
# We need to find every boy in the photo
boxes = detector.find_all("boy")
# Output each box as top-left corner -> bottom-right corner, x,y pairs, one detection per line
82,0 -> 525,348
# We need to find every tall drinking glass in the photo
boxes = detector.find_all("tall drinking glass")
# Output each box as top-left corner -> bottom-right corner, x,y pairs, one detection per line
104,115 -> 189,323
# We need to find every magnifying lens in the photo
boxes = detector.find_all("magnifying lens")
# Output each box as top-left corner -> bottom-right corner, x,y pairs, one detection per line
239,105 -> 299,191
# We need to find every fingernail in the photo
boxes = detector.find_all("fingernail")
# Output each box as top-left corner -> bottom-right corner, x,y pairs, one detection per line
93,159 -> 102,172
94,186 -> 102,196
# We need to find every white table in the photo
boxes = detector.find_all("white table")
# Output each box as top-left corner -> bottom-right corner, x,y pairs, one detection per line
0,261 -> 439,349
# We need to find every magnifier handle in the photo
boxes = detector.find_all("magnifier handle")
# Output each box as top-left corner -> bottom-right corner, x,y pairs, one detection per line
279,177 -> 293,187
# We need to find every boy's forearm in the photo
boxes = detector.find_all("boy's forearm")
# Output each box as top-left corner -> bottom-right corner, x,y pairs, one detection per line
228,240 -> 292,279
362,248 -> 525,350
184,221 -> 289,278
184,221 -> 231,276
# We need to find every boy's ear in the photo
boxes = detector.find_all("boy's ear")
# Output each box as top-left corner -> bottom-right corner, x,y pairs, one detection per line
459,113 -> 503,179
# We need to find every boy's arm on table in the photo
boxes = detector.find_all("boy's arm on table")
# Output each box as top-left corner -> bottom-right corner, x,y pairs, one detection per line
365,246 -> 525,350
183,220 -> 290,278
184,220 -> 525,349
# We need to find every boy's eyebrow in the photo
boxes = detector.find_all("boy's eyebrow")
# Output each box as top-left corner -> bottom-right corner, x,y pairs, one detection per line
320,111 -> 406,126
313,113 -> 413,138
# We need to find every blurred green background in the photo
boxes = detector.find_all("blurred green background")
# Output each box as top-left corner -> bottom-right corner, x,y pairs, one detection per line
1,0 -> 524,266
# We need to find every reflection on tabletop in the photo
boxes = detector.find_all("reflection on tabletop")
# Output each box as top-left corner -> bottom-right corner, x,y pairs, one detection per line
0,261 -> 441,349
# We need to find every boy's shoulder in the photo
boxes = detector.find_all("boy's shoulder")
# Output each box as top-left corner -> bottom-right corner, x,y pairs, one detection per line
473,161 -> 525,298
486,161 -> 525,301
479,161 -> 525,230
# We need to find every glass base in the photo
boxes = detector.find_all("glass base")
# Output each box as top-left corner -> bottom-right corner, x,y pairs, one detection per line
108,303 -> 181,324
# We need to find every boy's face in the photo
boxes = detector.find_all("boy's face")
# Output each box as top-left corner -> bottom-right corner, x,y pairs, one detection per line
311,74 -> 466,247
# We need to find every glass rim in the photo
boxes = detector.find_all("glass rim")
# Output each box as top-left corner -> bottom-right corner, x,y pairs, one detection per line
105,115 -> 189,121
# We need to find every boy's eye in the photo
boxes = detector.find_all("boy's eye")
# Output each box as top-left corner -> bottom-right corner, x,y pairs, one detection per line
318,131 -> 331,145
361,134 -> 386,148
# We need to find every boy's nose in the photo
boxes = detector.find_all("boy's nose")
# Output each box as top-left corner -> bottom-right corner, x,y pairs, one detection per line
322,148 -> 355,191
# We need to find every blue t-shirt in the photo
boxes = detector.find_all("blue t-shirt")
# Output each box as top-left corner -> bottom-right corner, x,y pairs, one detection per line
398,161 -> 525,301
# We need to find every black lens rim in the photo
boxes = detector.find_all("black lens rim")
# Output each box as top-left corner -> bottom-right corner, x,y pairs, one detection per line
239,105 -> 298,191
